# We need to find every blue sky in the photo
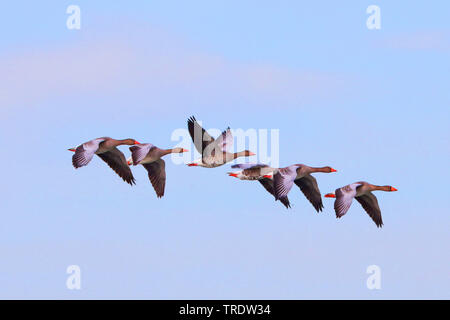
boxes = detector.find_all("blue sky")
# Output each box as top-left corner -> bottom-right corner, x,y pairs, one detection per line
0,1 -> 449,299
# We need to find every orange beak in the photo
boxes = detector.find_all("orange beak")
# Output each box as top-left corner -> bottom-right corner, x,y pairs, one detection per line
330,168 -> 337,172
263,175 -> 272,179
187,163 -> 198,167
182,149 -> 189,152
134,141 -> 140,145
249,152 -> 256,156
324,193 -> 336,198
390,187 -> 398,191
228,173 -> 239,178
68,148 -> 76,152
127,160 -> 132,165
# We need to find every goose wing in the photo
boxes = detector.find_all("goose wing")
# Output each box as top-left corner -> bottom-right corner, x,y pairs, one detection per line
294,174 -> 324,212
231,163 -> 260,170
187,116 -> 215,155
97,147 -> 136,185
72,138 -> 106,168
142,159 -> 166,198
258,178 -> 291,209
129,143 -> 154,165
355,192 -> 383,228
334,183 -> 362,218
207,127 -> 233,153
273,166 -> 297,200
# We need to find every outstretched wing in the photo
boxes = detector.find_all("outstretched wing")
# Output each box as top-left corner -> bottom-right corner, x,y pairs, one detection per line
258,178 -> 291,209
334,183 -> 361,218
187,116 -> 215,155
72,138 -> 106,168
97,147 -> 136,185
294,174 -> 324,212
355,192 -> 383,228
142,159 -> 166,198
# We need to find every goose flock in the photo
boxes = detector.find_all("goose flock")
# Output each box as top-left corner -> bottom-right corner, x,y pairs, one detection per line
69,116 -> 397,228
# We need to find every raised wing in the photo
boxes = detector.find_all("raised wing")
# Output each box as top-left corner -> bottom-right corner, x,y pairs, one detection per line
294,174 -> 324,212
273,166 -> 297,200
142,159 -> 166,198
203,127 -> 233,160
97,147 -> 136,185
72,138 -> 106,168
334,183 -> 362,218
187,116 -> 215,155
355,192 -> 383,228
211,127 -> 233,151
129,143 -> 154,165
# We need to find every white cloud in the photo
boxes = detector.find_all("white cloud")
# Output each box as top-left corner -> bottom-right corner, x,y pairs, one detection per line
0,27 -> 351,116
0,41 -> 134,110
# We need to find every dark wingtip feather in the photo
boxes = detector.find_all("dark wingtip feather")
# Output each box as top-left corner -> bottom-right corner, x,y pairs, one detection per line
279,196 -> 291,209
315,203 -> 324,213
124,176 -> 136,186
188,116 -> 197,123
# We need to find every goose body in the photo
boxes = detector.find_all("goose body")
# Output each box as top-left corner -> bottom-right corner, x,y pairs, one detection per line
68,137 -> 140,185
273,164 -> 337,212
324,181 -> 397,227
128,143 -> 188,198
186,116 -> 255,168
228,163 -> 276,180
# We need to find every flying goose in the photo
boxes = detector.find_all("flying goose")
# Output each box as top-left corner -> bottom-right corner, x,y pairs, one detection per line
127,144 -> 188,198
68,137 -> 140,185
273,164 -> 337,212
324,182 -> 397,227
186,116 -> 255,168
